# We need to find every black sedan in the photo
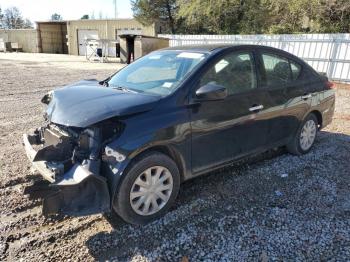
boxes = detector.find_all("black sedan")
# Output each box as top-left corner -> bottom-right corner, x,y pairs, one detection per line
23,45 -> 335,225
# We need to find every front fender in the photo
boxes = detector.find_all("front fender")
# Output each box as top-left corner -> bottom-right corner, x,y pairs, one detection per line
102,138 -> 179,209
103,126 -> 191,212
102,104 -> 192,211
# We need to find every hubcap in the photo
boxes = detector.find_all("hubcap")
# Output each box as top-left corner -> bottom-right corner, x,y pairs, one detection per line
130,166 -> 173,216
300,119 -> 317,151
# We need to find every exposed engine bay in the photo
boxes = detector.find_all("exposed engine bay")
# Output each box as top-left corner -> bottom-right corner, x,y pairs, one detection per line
23,120 -> 123,216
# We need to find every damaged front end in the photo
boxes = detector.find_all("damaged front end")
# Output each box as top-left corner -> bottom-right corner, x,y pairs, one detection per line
23,122 -> 121,216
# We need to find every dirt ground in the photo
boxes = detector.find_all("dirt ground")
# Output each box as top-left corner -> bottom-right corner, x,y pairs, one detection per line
0,53 -> 350,261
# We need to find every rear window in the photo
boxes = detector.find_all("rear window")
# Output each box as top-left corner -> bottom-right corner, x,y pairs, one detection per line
290,61 -> 301,80
262,53 -> 291,86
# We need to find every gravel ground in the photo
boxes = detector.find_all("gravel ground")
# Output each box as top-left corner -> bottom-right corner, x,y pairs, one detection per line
0,53 -> 350,262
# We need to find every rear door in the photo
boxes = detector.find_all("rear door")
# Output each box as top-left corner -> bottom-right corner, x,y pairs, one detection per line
190,49 -> 271,174
256,51 -> 311,144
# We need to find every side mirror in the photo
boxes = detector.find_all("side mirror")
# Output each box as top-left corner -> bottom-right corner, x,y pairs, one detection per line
195,83 -> 228,101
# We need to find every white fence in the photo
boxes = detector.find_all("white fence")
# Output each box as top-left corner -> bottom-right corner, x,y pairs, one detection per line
159,34 -> 350,83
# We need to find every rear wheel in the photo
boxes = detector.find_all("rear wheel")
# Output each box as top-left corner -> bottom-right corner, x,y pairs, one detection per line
287,113 -> 318,155
113,152 -> 180,225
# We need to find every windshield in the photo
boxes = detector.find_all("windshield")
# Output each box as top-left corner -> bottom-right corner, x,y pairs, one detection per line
108,50 -> 208,96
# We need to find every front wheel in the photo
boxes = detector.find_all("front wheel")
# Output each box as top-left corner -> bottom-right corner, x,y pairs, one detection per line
113,152 -> 180,225
287,113 -> 318,155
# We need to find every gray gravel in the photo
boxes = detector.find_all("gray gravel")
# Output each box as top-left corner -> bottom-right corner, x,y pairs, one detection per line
0,54 -> 350,261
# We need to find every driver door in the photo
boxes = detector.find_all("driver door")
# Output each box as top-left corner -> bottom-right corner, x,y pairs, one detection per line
190,50 -> 270,174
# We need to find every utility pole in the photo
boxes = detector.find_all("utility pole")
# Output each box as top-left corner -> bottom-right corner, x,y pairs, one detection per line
113,0 -> 118,19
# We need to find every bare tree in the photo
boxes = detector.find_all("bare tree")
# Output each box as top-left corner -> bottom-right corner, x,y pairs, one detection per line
3,7 -> 33,29
23,18 -> 33,28
0,6 -> 4,28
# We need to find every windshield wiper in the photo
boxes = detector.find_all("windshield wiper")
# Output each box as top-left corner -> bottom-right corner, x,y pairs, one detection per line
112,86 -> 138,93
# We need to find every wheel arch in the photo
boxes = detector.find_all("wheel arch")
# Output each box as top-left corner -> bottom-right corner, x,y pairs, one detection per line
287,109 -> 321,155
126,144 -> 186,183
308,110 -> 323,129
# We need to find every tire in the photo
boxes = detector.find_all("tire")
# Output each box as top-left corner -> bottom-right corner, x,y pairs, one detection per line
113,152 -> 180,225
287,113 -> 318,155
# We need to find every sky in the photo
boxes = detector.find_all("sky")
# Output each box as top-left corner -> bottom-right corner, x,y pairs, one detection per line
0,0 -> 133,22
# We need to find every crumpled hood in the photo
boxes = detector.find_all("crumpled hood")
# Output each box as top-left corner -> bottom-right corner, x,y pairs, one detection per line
45,80 -> 160,127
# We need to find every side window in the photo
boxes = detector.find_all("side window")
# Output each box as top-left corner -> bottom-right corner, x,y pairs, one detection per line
200,52 -> 256,95
290,61 -> 301,80
262,53 -> 291,86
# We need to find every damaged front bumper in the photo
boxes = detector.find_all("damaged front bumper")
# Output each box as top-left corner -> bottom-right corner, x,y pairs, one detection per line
23,129 -> 110,216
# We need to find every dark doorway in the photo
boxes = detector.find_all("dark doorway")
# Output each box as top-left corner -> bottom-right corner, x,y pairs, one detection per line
125,36 -> 135,64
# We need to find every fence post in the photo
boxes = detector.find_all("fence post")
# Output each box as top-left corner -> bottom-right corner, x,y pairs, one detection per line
328,37 -> 340,80
280,35 -> 286,50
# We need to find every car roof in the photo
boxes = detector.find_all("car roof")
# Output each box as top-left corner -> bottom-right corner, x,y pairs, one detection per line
164,43 -> 288,51
163,44 -> 239,52
162,44 -> 291,54
162,44 -> 304,62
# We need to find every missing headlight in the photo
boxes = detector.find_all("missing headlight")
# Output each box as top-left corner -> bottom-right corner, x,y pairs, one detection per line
41,91 -> 53,104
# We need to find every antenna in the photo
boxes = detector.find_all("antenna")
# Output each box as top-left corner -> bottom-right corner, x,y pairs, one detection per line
113,0 -> 118,19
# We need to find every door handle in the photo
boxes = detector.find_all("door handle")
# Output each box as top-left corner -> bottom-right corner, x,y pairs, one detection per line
301,93 -> 312,100
249,104 -> 264,112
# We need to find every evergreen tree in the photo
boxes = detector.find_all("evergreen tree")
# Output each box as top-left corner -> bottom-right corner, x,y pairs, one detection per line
131,0 -> 178,33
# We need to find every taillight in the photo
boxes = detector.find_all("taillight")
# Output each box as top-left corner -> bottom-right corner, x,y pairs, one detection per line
326,81 -> 335,89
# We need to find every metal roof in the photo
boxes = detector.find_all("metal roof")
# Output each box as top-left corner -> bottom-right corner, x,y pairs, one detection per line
35,18 -> 139,24
35,21 -> 68,24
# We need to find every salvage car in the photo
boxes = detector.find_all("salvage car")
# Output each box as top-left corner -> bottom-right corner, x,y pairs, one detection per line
23,45 -> 335,225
